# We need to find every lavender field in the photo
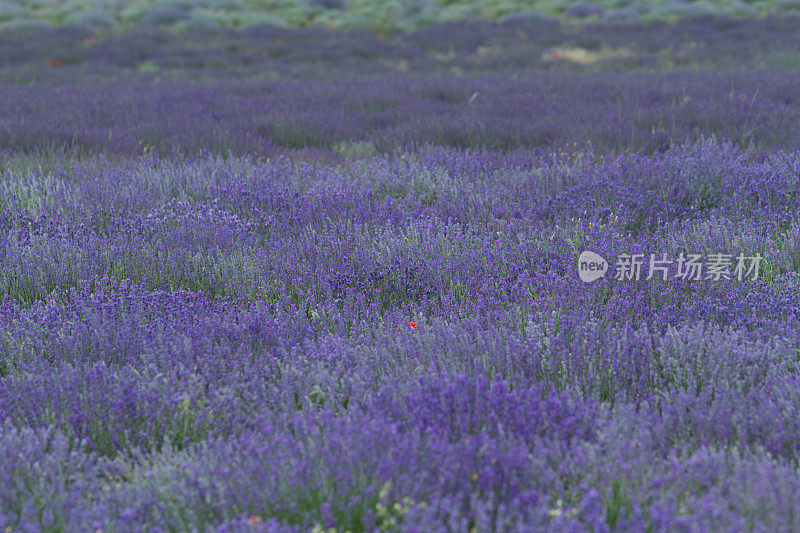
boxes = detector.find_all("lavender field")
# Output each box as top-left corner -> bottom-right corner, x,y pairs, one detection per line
2,8 -> 800,533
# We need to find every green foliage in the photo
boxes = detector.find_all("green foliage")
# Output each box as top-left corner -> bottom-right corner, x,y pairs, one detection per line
604,477 -> 633,528
309,481 -> 428,533
335,141 -> 378,160
1,0 -> 795,33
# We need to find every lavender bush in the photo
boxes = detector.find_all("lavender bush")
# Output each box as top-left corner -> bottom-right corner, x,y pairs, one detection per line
0,136 -> 799,530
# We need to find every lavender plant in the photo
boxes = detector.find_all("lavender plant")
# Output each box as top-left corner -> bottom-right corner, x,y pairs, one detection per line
0,136 -> 798,530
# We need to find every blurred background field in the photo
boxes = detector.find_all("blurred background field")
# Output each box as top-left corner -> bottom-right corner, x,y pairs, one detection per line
1,0 -> 799,33
4,12 -> 800,170
5,13 -> 800,83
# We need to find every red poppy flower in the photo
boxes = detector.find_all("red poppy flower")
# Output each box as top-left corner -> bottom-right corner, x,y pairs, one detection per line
410,321 -> 417,329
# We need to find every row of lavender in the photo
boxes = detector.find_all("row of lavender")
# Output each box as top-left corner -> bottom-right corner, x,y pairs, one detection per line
4,70 -> 800,166
1,139 -> 799,530
6,16 -> 800,81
